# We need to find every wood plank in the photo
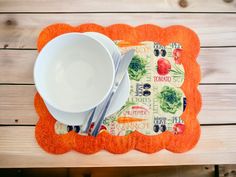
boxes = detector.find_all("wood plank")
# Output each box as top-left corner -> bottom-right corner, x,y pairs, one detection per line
198,85 -> 236,124
0,168 -> 68,177
1,48 -> 236,84
219,165 -> 236,177
0,0 -> 235,12
199,47 -> 236,84
0,85 -> 236,125
0,85 -> 37,125
69,166 -> 214,177
0,14 -> 236,48
0,166 -> 214,177
0,50 -> 34,84
20,169 -> 68,177
0,125 -> 235,167
0,169 -> 21,177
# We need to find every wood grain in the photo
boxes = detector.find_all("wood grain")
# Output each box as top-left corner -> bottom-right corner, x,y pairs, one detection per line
0,166 -> 214,177
219,165 -> 236,177
0,0 -> 235,12
1,48 -> 236,84
0,0 -> 235,169
198,85 -> 236,124
0,125 -> 235,167
1,169 -> 69,177
0,85 -> 37,125
0,85 -> 236,125
0,50 -> 34,84
199,47 -> 236,84
69,166 -> 214,177
0,14 -> 236,48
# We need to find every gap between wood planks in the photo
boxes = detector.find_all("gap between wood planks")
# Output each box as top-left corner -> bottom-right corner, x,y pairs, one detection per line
1,85 -> 236,125
1,124 -> 236,127
1,48 -> 236,125
0,13 -> 235,47
0,12 -> 236,14
0,164 -> 234,176
0,165 -> 219,177
1,46 -> 236,50
0,125 -> 236,167
2,83 -> 236,85
1,47 -> 236,84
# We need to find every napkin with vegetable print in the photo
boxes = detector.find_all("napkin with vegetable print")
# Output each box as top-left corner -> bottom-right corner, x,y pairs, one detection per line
35,24 -> 201,154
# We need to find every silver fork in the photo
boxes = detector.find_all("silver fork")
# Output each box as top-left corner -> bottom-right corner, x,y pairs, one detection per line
81,52 -> 121,133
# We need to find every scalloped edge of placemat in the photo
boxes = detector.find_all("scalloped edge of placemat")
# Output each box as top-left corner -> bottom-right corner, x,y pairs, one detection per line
35,23 -> 201,154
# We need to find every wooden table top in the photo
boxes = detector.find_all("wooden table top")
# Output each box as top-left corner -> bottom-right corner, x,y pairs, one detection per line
0,0 -> 236,168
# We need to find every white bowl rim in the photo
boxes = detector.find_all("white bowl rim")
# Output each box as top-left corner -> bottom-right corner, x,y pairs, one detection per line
34,32 -> 115,113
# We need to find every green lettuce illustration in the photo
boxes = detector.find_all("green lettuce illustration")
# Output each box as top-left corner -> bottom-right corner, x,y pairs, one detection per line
128,55 -> 147,81
158,86 -> 182,114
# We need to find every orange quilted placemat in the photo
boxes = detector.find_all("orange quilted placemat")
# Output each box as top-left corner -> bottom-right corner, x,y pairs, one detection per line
35,24 -> 201,154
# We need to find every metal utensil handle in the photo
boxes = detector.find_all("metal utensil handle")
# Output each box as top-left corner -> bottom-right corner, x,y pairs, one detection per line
81,108 -> 96,133
81,53 -> 121,134
91,91 -> 115,136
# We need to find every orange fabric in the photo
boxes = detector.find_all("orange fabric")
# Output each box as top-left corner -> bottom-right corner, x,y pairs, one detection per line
35,24 -> 201,154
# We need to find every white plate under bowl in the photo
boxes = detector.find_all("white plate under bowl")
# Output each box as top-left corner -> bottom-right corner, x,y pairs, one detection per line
34,33 -> 115,113
45,32 -> 130,125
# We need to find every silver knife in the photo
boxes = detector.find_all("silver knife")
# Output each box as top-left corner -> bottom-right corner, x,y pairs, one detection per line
91,49 -> 135,136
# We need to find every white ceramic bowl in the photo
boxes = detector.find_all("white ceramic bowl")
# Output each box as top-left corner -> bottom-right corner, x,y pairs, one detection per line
34,33 -> 115,113
44,32 -> 131,125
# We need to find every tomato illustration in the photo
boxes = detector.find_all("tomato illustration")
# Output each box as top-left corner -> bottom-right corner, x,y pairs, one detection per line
173,48 -> 182,64
157,58 -> 171,75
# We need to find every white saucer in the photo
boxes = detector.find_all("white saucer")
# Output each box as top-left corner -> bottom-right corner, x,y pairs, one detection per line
45,32 -> 130,125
